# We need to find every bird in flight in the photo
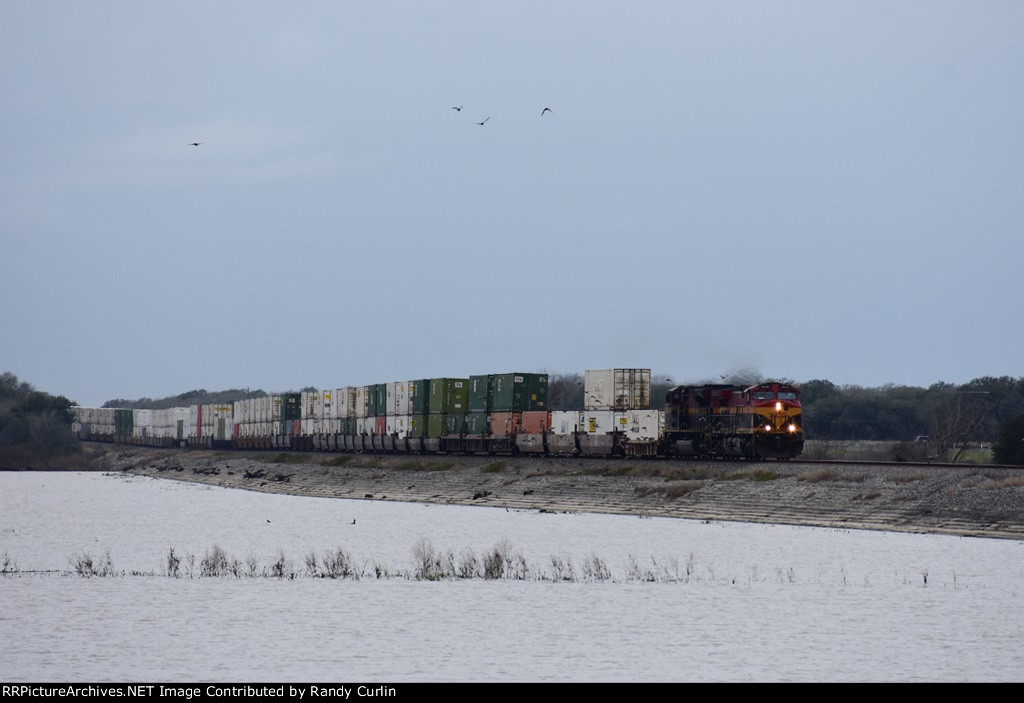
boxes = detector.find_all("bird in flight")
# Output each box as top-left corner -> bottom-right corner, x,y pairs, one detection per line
189,142 -> 202,147
452,106 -> 463,111
476,117 -> 490,126
541,107 -> 552,116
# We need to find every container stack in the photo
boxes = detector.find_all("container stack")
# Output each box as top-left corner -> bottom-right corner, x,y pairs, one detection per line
279,393 -> 301,436
132,409 -> 153,438
577,368 -> 661,454
385,381 -> 410,438
428,378 -> 468,438
581,369 -> 656,436
408,379 -> 430,438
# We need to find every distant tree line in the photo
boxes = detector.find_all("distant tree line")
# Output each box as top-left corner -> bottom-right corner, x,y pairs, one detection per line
797,376 -> 1024,447
0,372 -> 77,453
102,388 -> 269,410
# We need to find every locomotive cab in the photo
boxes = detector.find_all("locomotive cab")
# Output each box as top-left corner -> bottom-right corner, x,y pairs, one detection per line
742,383 -> 804,459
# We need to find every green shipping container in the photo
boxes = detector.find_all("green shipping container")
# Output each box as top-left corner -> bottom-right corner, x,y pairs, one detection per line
468,375 -> 493,412
492,373 -> 549,412
427,414 -> 448,438
115,409 -> 133,436
282,394 -> 302,421
466,412 -> 489,436
410,414 -> 428,438
429,378 -> 469,414
446,413 -> 467,435
410,380 -> 431,415
369,383 -> 387,417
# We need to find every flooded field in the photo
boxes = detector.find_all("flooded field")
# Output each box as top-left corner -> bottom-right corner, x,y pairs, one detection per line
2,472 -> 1022,682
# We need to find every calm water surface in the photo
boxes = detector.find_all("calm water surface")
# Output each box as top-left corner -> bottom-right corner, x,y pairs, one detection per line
1,472 -> 1021,682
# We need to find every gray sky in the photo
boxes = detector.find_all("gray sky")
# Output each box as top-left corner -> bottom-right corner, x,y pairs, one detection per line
3,1 -> 1022,407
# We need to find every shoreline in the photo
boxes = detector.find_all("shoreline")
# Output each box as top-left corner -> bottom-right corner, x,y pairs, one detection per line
65,445 -> 1024,541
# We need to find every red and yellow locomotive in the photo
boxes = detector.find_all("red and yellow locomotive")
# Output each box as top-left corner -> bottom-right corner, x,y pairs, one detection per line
663,382 -> 804,459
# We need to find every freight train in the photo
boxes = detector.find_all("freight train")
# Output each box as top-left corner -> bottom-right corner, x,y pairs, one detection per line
71,370 -> 805,460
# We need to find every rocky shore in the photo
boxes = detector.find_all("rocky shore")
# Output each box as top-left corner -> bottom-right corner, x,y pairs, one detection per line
69,445 -> 1024,541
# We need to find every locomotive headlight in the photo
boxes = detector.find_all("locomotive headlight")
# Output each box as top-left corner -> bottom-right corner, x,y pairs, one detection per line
764,424 -> 772,432
788,424 -> 797,433
775,402 -> 782,411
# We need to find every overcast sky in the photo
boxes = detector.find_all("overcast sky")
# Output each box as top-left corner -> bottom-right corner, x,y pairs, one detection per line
2,1 -> 1022,406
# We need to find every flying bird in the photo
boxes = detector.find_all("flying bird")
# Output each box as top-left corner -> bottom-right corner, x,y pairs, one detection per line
189,142 -> 202,147
541,107 -> 552,116
476,117 -> 490,126
452,106 -> 463,111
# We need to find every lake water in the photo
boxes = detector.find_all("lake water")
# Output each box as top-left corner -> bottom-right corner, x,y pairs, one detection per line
1,472 -> 1021,682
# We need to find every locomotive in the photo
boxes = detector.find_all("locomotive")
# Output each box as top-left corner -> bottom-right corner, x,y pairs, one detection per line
663,382 -> 805,460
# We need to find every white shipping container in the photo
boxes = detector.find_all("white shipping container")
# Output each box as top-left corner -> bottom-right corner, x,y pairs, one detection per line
549,411 -> 582,436
584,369 -> 651,411
386,382 -> 397,417
395,382 -> 410,416
333,388 -> 348,419
130,410 -> 149,437
395,415 -> 409,438
617,410 -> 664,441
355,387 -> 369,418
385,415 -> 410,438
301,391 -> 319,420
316,391 -> 332,421
580,410 -> 617,434
188,405 -> 201,438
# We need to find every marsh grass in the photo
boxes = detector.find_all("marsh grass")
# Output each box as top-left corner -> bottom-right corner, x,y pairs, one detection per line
201,544 -> 241,577
321,456 -> 354,467
481,461 -> 507,473
798,469 -> 841,483
886,471 -> 930,484
0,542 -> 841,585
70,551 -> 117,578
722,470 -> 782,482
979,476 -> 1024,490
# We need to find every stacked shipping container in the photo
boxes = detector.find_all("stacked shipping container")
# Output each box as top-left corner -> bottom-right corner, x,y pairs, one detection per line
71,368 -> 665,453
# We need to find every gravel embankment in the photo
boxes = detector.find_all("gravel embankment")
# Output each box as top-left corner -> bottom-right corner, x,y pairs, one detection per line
79,446 -> 1024,540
